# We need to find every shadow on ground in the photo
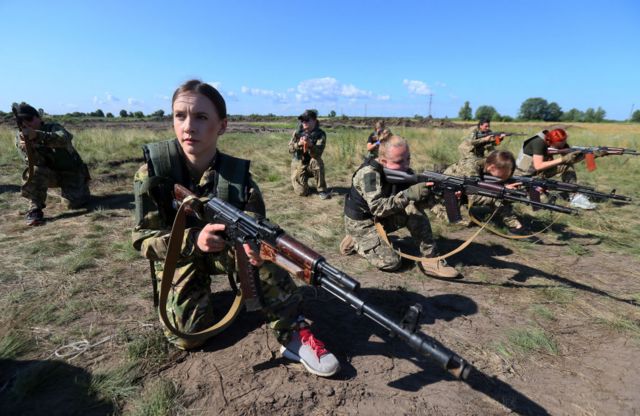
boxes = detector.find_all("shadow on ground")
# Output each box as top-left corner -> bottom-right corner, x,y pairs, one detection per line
0,359 -> 114,416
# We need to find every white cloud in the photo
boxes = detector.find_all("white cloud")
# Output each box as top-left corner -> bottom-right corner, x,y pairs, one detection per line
403,79 -> 432,96
154,94 -> 171,101
295,77 -> 386,102
241,86 -> 288,103
106,92 -> 120,102
128,97 -> 143,108
92,92 -> 120,106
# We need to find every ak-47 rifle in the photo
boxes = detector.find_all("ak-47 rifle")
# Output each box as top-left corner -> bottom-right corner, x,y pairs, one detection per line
546,146 -> 639,171
493,175 -> 632,208
172,184 -> 473,380
11,104 -> 35,184
383,168 -> 577,222
475,131 -> 526,145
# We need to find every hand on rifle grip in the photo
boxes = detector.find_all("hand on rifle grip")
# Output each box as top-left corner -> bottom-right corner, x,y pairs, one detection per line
403,182 -> 431,202
196,223 -> 227,253
561,150 -> 582,164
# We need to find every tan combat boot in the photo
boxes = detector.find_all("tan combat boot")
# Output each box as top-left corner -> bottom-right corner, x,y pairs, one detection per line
339,235 -> 356,256
419,259 -> 461,279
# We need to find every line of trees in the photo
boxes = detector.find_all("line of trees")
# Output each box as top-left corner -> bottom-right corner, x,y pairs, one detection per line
458,98 -> 610,122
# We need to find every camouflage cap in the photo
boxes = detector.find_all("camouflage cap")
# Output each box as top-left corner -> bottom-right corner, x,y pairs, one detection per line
298,109 -> 318,121
13,102 -> 40,118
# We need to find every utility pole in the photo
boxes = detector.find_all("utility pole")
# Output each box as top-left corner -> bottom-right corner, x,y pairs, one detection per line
428,94 -> 433,118
630,103 -> 635,120
364,103 -> 367,118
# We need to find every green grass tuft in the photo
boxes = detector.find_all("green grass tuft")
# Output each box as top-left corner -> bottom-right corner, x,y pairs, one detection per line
506,327 -> 558,355
0,331 -> 32,359
129,379 -> 182,416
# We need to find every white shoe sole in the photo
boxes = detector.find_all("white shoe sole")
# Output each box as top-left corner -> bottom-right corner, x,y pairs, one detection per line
279,346 -> 340,377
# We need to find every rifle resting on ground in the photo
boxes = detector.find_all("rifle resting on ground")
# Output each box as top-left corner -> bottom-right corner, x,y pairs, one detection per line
172,184 -> 473,380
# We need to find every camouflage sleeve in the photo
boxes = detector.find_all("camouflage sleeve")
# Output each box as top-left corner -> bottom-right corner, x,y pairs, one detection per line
309,130 -> 326,158
354,167 -> 409,218
36,123 -> 74,149
244,176 -> 267,218
131,164 -> 202,262
288,131 -> 301,154
457,128 -> 487,155
14,131 -> 28,163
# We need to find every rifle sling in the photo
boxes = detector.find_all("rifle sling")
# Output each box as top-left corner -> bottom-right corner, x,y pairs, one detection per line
466,200 -> 556,239
159,195 -> 243,342
373,206 -> 499,264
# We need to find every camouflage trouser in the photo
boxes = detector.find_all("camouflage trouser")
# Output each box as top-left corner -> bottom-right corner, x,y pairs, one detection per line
535,164 -> 577,183
153,254 -> 302,350
290,158 -> 327,196
430,196 -> 521,228
22,165 -> 90,210
437,161 -> 521,228
344,202 -> 436,271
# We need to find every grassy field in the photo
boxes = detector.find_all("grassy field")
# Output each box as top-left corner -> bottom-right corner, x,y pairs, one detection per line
0,120 -> 639,415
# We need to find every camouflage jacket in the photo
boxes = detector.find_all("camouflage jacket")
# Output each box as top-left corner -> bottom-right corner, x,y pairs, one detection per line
288,126 -> 326,163
457,127 -> 496,160
345,161 -> 412,223
15,122 -> 85,171
132,155 -> 266,273
443,156 -> 484,178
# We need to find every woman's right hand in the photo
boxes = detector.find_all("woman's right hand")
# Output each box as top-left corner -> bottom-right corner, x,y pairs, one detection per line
196,223 -> 227,253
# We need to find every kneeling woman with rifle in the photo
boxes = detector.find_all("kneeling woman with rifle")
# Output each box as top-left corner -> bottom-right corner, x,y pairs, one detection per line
131,79 -> 340,377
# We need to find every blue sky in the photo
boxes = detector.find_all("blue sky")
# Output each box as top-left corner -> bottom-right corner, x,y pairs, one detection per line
1,0 -> 638,120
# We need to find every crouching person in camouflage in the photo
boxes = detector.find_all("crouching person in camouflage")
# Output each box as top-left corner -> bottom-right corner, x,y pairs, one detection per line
12,102 -> 91,226
132,80 -> 339,377
288,109 -> 331,199
340,135 -> 460,278
437,150 -> 534,238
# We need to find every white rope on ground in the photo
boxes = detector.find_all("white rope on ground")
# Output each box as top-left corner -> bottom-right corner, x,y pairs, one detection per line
53,335 -> 112,361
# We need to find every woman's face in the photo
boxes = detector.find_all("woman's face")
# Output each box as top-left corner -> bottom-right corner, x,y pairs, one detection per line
301,118 -> 317,131
485,163 -> 511,181
173,91 -> 227,161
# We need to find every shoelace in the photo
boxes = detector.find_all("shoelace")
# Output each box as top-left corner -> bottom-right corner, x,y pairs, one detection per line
298,327 -> 329,358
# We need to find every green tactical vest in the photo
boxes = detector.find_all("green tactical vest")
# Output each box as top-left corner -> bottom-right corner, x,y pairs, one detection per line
138,139 -> 251,225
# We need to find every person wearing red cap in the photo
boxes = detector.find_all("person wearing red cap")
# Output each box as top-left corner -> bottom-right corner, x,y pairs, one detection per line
515,128 -> 595,209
